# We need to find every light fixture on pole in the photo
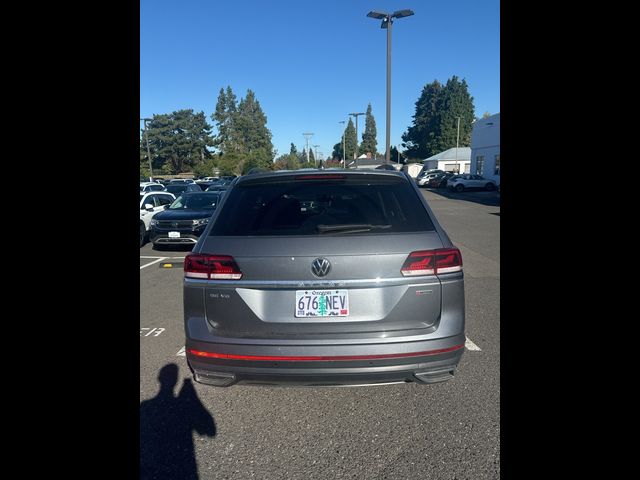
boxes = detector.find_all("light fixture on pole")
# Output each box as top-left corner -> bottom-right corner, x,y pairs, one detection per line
141,117 -> 153,180
367,9 -> 414,164
349,112 -> 365,167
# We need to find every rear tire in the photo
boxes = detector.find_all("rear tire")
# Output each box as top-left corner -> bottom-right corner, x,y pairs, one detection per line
455,184 -> 464,192
140,223 -> 146,247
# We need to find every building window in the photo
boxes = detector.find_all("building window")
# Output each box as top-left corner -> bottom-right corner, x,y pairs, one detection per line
494,154 -> 500,175
476,156 -> 484,175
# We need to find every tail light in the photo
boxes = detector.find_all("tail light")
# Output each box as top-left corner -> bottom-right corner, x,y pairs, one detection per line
184,254 -> 242,280
401,248 -> 462,276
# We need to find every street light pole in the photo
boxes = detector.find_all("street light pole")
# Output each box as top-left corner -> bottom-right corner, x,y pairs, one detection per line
313,145 -> 320,167
367,9 -> 414,164
141,118 -> 153,180
303,132 -> 314,165
386,18 -> 392,164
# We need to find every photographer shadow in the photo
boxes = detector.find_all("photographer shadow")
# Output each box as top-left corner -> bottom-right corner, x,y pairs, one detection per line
140,363 -> 216,480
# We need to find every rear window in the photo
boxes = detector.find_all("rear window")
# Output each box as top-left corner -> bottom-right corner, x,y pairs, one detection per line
209,175 -> 435,236
165,185 -> 188,194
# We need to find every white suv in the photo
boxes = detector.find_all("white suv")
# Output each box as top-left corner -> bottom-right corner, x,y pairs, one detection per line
140,182 -> 166,193
447,174 -> 498,192
140,191 -> 176,246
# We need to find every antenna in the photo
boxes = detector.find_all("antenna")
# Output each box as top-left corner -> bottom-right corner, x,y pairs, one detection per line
302,133 -> 314,164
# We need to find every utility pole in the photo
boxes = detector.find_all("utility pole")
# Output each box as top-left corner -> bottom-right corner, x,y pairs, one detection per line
313,145 -> 320,167
349,112 -> 365,167
455,116 -> 460,173
303,132 -> 314,165
141,118 -> 153,180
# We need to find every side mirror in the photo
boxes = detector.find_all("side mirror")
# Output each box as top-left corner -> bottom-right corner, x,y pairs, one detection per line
163,204 -> 170,210
145,203 -> 154,211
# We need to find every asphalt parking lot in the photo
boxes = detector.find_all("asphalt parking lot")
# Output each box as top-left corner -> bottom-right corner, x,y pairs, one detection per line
140,188 -> 500,479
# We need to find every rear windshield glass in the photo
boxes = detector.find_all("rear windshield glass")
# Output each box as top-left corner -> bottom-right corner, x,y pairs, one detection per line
165,185 -> 188,194
209,176 -> 435,236
169,193 -> 220,210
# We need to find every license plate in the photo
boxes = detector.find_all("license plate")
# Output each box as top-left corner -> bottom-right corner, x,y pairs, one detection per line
168,231 -> 180,238
295,290 -> 349,317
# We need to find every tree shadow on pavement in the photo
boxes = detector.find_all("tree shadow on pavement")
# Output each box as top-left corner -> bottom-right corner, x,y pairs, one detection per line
140,364 -> 216,480
423,187 -> 501,207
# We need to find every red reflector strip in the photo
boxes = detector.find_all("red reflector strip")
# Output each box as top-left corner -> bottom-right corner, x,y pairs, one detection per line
187,344 -> 464,362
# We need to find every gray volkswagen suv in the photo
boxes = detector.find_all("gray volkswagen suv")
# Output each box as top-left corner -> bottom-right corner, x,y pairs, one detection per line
184,170 -> 465,387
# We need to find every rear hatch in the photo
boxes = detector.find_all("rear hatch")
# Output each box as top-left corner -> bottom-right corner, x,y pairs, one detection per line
194,172 -> 449,340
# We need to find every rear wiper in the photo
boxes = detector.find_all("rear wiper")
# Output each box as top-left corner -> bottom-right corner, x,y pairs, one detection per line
317,224 -> 392,234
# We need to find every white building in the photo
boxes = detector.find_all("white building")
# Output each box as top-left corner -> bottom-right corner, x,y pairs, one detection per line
470,113 -> 500,185
422,147 -> 471,174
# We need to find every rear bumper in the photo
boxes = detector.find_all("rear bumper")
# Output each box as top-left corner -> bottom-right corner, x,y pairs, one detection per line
186,335 -> 465,387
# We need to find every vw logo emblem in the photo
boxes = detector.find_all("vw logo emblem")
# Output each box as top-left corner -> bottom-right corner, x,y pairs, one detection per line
311,258 -> 331,277
172,222 -> 179,228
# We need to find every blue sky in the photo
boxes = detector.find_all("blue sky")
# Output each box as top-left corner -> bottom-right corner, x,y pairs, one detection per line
140,0 -> 499,160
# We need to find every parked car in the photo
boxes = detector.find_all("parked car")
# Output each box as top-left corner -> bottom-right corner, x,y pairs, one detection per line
139,191 -> 176,247
169,178 -> 196,184
164,183 -> 202,196
195,181 -> 215,191
183,169 -> 465,387
140,182 -> 166,193
205,178 -> 234,192
416,171 -> 445,187
149,191 -> 224,247
447,174 -> 497,192
427,172 -> 456,188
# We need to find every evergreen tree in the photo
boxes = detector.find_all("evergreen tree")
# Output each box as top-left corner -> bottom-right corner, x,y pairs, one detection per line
431,76 -> 475,154
143,110 -> 213,174
308,147 -> 315,164
360,103 -> 378,157
212,86 -> 239,153
401,77 -> 475,159
344,118 -> 357,160
332,142 -> 343,161
235,89 -> 274,158
401,80 -> 442,159
212,86 -> 275,173
289,143 -> 298,156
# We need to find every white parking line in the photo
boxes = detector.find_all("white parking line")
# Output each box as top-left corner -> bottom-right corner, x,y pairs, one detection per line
140,257 -> 167,270
465,337 -> 482,351
176,346 -> 186,356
